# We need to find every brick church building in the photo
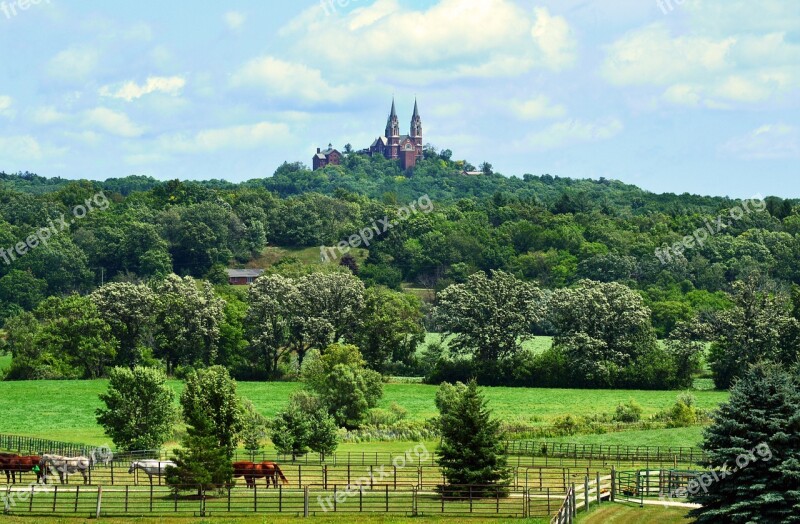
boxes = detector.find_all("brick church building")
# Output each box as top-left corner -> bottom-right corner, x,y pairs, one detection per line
313,98 -> 423,170
368,98 -> 423,170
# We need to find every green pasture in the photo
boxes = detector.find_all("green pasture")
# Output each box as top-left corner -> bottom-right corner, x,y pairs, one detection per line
0,379 -> 727,447
577,502 -> 694,523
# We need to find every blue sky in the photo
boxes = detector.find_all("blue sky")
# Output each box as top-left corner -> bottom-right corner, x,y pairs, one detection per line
0,0 -> 797,198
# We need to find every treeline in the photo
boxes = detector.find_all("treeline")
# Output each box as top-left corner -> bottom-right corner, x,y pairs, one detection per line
0,155 -> 799,388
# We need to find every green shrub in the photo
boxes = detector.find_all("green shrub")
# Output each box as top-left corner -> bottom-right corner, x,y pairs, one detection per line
613,400 -> 643,423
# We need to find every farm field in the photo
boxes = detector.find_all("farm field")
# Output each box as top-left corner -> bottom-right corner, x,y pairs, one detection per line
0,379 -> 727,447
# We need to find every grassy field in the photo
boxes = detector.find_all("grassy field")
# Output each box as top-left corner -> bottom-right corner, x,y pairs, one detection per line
577,502 -> 694,523
0,379 -> 727,447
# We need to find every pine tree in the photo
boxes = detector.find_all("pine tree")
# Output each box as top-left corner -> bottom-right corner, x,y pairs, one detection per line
166,416 -> 233,497
689,362 -> 800,523
437,380 -> 510,497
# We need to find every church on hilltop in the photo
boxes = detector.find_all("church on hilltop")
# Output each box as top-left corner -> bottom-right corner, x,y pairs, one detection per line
313,98 -> 424,171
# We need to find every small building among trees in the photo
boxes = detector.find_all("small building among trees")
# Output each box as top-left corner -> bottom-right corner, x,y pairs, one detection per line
312,144 -> 342,170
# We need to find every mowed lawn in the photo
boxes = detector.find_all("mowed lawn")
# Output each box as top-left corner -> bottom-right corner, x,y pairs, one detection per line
0,378 -> 727,447
578,502 -> 694,523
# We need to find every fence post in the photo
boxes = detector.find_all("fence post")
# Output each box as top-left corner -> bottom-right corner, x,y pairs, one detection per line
610,467 -> 616,502
571,483 -> 576,518
52,485 -> 58,512
303,486 -> 309,517
584,476 -> 589,512
95,486 -> 103,518
74,485 -> 80,513
385,485 -> 389,512
596,471 -> 601,505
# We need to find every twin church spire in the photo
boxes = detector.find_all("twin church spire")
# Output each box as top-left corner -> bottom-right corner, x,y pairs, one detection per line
385,97 -> 422,140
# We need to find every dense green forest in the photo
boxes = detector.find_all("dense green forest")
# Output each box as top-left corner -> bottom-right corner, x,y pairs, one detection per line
1,149 -> 798,389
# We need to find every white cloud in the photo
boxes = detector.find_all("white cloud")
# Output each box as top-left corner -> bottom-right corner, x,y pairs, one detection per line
602,17 -> 800,107
722,124 -> 800,159
100,76 -> 186,102
231,56 -> 355,103
47,47 -> 99,83
32,106 -> 67,125
0,135 -> 44,161
531,7 -> 577,71
224,11 -> 246,30
280,0 -> 578,83
519,118 -> 623,151
0,96 -> 13,117
84,108 -> 145,138
510,95 -> 567,120
159,122 -> 291,153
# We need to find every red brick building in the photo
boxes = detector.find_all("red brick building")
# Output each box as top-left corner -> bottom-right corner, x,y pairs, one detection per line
369,98 -> 423,170
312,144 -> 342,170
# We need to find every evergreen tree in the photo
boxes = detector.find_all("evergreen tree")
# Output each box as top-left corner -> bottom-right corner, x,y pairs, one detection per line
437,380 -> 510,496
166,415 -> 233,497
689,362 -> 800,523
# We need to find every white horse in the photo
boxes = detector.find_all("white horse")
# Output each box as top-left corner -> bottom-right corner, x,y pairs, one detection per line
128,460 -> 176,485
41,454 -> 91,485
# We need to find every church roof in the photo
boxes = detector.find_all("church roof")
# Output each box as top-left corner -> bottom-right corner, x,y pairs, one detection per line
371,136 -> 389,147
412,98 -> 419,118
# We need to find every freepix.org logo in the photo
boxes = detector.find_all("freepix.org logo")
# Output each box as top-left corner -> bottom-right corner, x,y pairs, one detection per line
1,0 -> 50,20
0,191 -> 110,266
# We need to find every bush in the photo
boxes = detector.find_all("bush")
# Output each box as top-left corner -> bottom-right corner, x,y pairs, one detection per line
613,400 -> 643,423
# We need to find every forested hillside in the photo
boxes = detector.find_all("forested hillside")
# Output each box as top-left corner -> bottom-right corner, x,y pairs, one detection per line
1,151 -> 798,388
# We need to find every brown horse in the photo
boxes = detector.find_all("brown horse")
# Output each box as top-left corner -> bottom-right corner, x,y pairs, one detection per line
260,461 -> 289,488
233,461 -> 288,489
0,453 -> 16,483
0,454 -> 41,484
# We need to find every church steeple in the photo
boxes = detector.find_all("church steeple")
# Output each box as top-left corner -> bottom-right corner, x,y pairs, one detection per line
410,98 -> 422,138
385,98 -> 400,138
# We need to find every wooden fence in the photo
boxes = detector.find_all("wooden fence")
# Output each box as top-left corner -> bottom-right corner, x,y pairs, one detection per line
2,483 -> 564,519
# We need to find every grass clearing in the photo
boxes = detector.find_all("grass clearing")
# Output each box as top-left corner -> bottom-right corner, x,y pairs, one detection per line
0,380 -> 726,447
577,502 -> 694,523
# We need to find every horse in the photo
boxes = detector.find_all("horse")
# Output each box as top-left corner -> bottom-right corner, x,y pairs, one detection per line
40,454 -> 91,485
0,453 -> 18,483
233,461 -> 288,489
2,455 -> 42,484
128,460 -> 176,485
260,461 -> 289,488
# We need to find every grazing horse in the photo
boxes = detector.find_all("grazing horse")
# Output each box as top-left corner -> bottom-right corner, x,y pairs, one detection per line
128,460 -> 176,485
233,461 -> 289,489
3,455 -> 42,484
260,461 -> 289,488
0,453 -> 17,483
40,454 -> 91,485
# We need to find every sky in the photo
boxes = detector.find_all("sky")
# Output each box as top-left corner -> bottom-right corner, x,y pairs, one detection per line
0,0 -> 797,198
